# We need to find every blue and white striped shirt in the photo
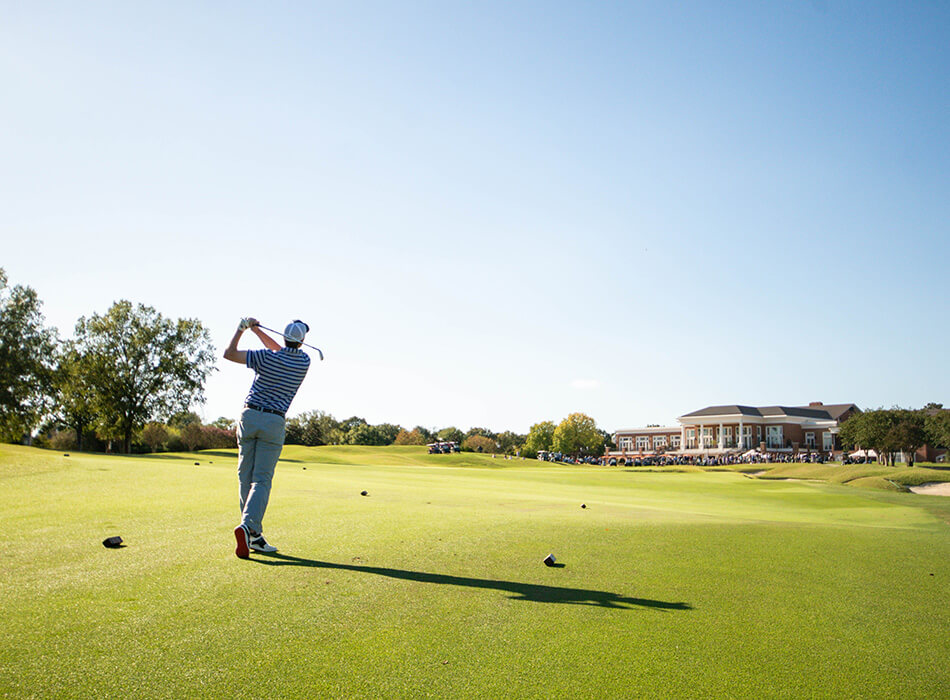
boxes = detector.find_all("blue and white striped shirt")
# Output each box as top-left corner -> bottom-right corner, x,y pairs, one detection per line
245,348 -> 310,415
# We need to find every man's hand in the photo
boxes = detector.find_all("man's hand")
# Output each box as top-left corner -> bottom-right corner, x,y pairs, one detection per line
239,317 -> 259,331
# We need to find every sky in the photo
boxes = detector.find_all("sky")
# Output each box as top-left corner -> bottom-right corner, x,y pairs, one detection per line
2,1 -> 948,434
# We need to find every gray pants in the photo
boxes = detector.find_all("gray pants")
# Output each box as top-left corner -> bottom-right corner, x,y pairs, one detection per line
236,407 -> 286,535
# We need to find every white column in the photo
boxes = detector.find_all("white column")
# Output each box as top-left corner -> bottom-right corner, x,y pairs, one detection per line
739,420 -> 744,449
718,422 -> 724,449
681,425 -> 686,452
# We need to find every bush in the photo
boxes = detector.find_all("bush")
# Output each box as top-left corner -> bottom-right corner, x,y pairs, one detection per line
394,428 -> 427,446
140,422 -> 169,452
201,425 -> 236,449
462,435 -> 497,453
49,429 -> 77,451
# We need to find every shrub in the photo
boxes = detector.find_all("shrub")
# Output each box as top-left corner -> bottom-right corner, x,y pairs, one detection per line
462,435 -> 497,453
49,429 -> 77,451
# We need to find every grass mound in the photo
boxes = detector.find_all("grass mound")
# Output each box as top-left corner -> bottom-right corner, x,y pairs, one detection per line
846,476 -> 907,492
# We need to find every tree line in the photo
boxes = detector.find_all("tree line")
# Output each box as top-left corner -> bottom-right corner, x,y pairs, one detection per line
837,404 -> 950,466
283,411 -> 613,457
1,269 -> 612,457
1,269 -> 215,452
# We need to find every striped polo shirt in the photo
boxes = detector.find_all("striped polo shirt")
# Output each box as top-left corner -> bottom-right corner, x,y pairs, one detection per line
244,347 -> 310,416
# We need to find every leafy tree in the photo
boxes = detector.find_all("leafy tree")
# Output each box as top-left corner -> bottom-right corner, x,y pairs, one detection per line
465,427 -> 497,442
497,430 -> 526,455
437,426 -> 464,444
838,408 -> 928,466
412,426 -> 436,443
925,410 -> 950,449
211,416 -> 235,431
886,411 -> 927,466
524,421 -> 556,457
346,423 -> 389,446
0,269 -> 58,441
462,435 -> 496,453
51,341 -> 97,451
394,428 -> 426,445
376,423 -> 403,445
553,413 -> 603,458
169,411 -> 202,429
180,422 -> 204,451
72,301 -> 215,453
141,422 -> 169,451
200,424 -> 236,449
286,410 -> 340,446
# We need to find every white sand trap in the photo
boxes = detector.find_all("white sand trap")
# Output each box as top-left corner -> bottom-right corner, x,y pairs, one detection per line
909,482 -> 950,496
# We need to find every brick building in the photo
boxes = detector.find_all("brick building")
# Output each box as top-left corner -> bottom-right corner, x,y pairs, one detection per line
611,401 -> 860,459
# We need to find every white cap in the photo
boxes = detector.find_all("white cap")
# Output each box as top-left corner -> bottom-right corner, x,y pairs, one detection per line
284,320 -> 308,343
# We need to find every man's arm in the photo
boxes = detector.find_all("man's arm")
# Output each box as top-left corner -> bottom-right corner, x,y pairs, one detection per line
250,325 -> 282,351
223,322 -> 249,365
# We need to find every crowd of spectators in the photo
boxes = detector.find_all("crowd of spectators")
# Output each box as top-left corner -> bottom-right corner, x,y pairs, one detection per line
602,450 -> 863,467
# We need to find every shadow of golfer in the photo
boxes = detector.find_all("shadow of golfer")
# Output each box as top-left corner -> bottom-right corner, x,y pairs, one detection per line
252,553 -> 691,611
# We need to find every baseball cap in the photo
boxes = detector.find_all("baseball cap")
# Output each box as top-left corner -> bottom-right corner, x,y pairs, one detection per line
284,320 -> 309,343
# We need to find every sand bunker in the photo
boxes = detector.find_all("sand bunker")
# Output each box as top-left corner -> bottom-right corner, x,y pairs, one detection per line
908,482 -> 950,496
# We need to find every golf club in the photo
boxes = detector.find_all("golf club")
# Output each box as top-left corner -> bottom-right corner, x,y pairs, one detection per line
253,322 -> 324,361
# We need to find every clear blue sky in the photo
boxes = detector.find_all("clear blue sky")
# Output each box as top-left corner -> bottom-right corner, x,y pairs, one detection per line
2,2 -> 948,433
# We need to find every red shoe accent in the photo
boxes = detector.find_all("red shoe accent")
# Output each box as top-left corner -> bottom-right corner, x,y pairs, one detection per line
234,525 -> 250,559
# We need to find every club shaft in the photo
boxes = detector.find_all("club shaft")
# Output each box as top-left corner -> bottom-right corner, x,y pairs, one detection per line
256,324 -> 324,360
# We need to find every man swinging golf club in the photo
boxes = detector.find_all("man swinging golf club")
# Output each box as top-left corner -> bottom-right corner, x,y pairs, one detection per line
224,317 -> 311,559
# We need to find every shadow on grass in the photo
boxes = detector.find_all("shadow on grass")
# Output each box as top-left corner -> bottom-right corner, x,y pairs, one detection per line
251,553 -> 691,611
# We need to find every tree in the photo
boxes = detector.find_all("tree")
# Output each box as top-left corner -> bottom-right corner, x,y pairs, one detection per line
524,421 -> 556,457
497,430 -> 526,455
394,428 -> 427,445
0,269 -> 58,441
51,341 -> 97,451
286,410 -> 340,446
211,416 -> 235,431
437,426 -> 464,444
346,423 -> 389,446
141,422 -> 169,452
465,427 -> 497,442
838,408 -> 920,466
200,424 -> 236,449
180,422 -> 204,451
925,410 -> 950,449
169,411 -> 202,429
553,413 -> 603,458
886,411 -> 927,466
72,301 -> 216,453
376,423 -> 403,445
462,435 -> 496,453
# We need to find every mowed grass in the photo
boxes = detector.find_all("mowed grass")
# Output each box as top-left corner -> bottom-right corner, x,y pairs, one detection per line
1,445 -> 949,699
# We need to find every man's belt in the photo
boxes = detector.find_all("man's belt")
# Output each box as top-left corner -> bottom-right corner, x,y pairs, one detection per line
244,403 -> 285,418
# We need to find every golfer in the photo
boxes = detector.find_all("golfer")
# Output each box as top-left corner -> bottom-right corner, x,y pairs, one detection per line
224,317 -> 311,559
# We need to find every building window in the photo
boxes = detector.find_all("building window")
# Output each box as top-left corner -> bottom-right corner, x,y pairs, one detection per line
766,426 -> 783,449
805,432 -> 816,447
671,435 -> 681,449
741,426 -> 752,448
823,432 -> 834,451
701,427 -> 713,448
653,435 -> 667,449
686,429 -> 696,449
636,436 -> 650,450
619,437 -> 632,451
757,426 -> 762,442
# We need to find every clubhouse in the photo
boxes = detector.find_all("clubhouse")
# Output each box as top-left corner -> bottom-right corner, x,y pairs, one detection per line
610,402 -> 860,458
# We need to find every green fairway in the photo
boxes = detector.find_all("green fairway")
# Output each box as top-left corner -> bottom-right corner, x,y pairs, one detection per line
1,444 -> 948,699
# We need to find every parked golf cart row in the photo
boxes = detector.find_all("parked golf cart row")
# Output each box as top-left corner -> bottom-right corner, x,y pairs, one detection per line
427,441 -> 460,454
